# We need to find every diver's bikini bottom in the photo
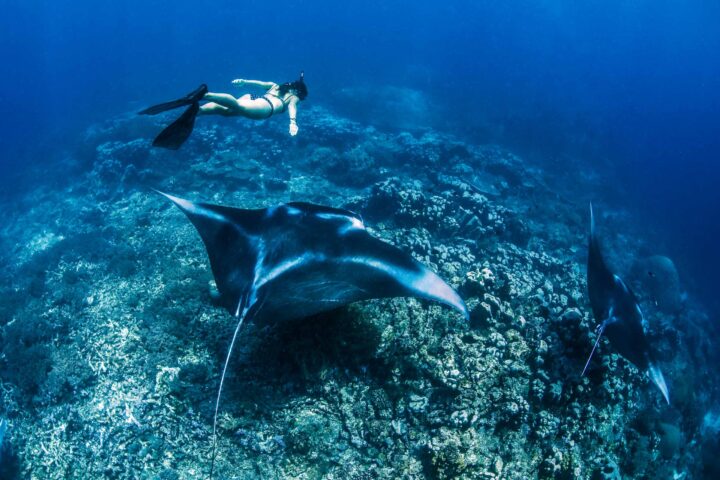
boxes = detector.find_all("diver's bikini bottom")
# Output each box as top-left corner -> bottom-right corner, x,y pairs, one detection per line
251,94 -> 275,118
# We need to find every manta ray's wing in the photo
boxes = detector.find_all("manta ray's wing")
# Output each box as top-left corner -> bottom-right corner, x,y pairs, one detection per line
160,194 -> 468,322
158,192 -> 265,313
587,203 -> 617,322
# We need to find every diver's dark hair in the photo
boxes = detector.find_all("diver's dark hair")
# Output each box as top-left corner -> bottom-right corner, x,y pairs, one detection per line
279,71 -> 308,100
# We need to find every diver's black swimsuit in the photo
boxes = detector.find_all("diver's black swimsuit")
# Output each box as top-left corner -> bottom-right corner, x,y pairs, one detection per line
254,95 -> 274,117
256,92 -> 296,119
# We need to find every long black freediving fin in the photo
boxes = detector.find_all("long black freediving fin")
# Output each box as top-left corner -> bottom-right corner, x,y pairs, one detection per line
138,84 -> 208,115
151,102 -> 200,150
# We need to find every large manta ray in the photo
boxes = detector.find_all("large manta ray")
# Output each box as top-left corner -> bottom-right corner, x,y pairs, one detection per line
160,192 -> 468,322
584,204 -> 669,404
157,192 -> 469,473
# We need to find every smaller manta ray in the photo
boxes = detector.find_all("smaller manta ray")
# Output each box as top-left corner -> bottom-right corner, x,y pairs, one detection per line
157,192 -> 469,475
584,204 -> 669,404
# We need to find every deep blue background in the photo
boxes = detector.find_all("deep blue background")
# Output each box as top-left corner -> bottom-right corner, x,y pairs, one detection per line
1,0 -> 718,309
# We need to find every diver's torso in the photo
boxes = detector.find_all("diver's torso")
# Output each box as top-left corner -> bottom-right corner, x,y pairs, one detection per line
263,86 -> 290,113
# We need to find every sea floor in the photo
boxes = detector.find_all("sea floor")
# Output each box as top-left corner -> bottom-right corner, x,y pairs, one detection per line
0,104 -> 718,479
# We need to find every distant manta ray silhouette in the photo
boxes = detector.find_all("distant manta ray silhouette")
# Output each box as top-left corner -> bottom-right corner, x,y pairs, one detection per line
157,192 -> 469,475
584,203 -> 669,404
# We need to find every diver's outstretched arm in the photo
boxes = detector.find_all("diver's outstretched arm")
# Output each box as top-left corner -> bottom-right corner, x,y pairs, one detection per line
287,98 -> 299,136
232,78 -> 277,89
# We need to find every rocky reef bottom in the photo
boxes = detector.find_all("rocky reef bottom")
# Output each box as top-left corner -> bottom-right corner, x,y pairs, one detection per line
0,105 -> 718,479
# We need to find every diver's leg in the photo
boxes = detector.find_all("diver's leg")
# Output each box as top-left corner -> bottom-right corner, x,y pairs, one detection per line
202,93 -> 272,119
235,95 -> 273,119
199,103 -> 234,116
203,93 -> 242,113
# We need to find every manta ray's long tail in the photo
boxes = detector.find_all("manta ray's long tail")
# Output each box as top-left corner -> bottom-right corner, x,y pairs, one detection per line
581,322 -> 605,376
209,293 -> 255,479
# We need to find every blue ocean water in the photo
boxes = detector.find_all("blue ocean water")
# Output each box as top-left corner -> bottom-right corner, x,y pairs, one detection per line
2,0 -> 718,310
1,0 -> 719,476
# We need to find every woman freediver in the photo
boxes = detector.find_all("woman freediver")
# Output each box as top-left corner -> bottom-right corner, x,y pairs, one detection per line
139,72 -> 308,149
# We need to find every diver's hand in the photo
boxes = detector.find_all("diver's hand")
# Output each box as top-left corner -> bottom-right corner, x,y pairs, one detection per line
289,121 -> 299,136
231,79 -> 245,87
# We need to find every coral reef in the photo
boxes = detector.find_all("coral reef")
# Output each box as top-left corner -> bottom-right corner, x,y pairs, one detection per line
0,104 -> 717,478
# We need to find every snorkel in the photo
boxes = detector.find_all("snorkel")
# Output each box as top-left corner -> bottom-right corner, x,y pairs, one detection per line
280,71 -> 308,100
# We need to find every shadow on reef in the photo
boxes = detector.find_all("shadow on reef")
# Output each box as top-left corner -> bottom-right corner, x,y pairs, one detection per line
218,303 -> 400,406
259,308 -> 386,376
